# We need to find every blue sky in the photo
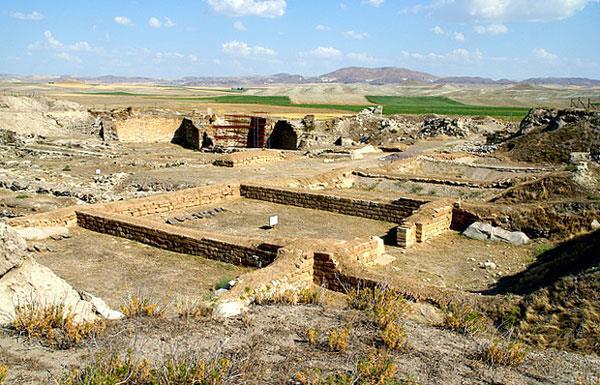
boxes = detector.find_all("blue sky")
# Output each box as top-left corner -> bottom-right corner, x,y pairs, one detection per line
1,0 -> 599,79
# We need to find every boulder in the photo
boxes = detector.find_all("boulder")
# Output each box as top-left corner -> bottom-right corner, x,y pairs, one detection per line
463,222 -> 530,246
0,223 -> 122,325
0,222 -> 28,276
213,300 -> 245,318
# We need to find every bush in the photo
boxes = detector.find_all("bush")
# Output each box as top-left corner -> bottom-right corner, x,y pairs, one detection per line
479,339 -> 528,367
442,303 -> 491,336
12,304 -> 105,349
380,322 -> 407,351
59,352 -> 236,385
326,328 -> 350,352
0,365 -> 7,385
347,287 -> 409,328
306,327 -> 320,346
120,291 -> 164,318
175,297 -> 212,320
254,287 -> 321,306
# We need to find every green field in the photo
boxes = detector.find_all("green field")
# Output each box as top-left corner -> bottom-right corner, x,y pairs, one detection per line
366,96 -> 530,119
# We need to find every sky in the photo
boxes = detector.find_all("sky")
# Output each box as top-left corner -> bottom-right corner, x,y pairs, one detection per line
1,0 -> 600,79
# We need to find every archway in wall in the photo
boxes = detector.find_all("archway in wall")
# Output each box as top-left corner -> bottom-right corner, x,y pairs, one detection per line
269,120 -> 298,150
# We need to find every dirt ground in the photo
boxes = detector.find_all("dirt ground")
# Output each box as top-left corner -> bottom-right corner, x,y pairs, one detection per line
34,227 -> 249,309
1,304 -> 598,385
160,198 -> 396,242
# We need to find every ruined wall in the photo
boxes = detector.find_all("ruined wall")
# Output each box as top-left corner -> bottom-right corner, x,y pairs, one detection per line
396,200 -> 454,247
100,184 -> 240,217
7,207 -> 78,228
240,184 -> 423,223
76,209 -> 276,267
171,118 -> 201,150
113,116 -> 183,142
213,150 -> 286,168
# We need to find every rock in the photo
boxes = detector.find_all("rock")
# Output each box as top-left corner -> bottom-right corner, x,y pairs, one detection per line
479,261 -> 497,270
0,223 -> 28,276
14,226 -> 70,241
591,219 -> 600,230
214,288 -> 229,296
80,291 -> 124,320
213,300 -> 245,318
463,222 -> 530,245
334,136 -> 357,147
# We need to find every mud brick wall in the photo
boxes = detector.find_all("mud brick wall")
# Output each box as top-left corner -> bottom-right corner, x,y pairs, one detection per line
396,200 -> 453,247
113,116 -> 183,143
7,206 -> 78,228
213,150 -> 285,168
240,185 -> 422,223
101,184 -> 240,217
76,210 -> 275,268
313,252 -> 380,293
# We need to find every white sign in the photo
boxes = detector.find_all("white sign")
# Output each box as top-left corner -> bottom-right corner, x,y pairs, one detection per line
269,215 -> 279,227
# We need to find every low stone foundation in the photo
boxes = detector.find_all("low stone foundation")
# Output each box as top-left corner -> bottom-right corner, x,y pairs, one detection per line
213,150 -> 287,167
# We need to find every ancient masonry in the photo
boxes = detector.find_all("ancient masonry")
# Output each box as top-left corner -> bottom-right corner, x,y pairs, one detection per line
8,172 -> 466,316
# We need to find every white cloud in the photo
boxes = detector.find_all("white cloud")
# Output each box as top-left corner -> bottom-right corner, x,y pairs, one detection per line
114,16 -> 133,26
533,47 -> 557,60
401,48 -> 483,62
362,0 -> 384,6
474,23 -> 508,34
222,40 -> 276,57
453,32 -> 465,42
234,21 -> 247,31
10,11 -> 44,21
315,24 -> 329,31
432,25 -> 445,35
427,0 -> 596,22
302,46 -> 343,59
43,31 -> 64,49
56,52 -> 82,64
207,0 -> 286,18
164,17 -> 176,27
149,17 -> 162,28
347,52 -> 378,64
344,30 -> 369,40
69,41 -> 92,51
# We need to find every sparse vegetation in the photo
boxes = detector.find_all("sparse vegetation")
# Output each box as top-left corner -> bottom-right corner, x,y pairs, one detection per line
12,304 -> 105,349
62,165 -> 71,172
175,297 -> 212,320
254,287 -> 321,306
479,339 -> 528,367
0,365 -> 7,385
120,291 -> 165,318
348,286 -> 410,328
58,352 -> 236,385
380,322 -> 408,351
326,327 -> 350,352
15,193 -> 29,199
306,327 -> 320,346
410,185 -> 424,194
442,303 -> 491,336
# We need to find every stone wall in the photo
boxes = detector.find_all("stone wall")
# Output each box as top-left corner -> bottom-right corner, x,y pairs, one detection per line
7,207 -> 78,228
113,116 -> 183,143
240,184 -> 423,223
76,209 -> 276,268
213,150 -> 287,168
396,200 -> 454,247
100,184 -> 240,217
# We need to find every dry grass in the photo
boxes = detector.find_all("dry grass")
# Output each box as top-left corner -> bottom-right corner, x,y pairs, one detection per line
326,327 -> 350,352
294,349 -> 414,385
479,339 -> 528,367
0,365 -> 7,385
442,303 -> 492,336
175,297 -> 212,320
254,287 -> 322,306
12,304 -> 105,350
59,352 -> 237,385
120,291 -> 165,318
347,287 -> 410,328
380,322 -> 408,351
306,327 -> 320,346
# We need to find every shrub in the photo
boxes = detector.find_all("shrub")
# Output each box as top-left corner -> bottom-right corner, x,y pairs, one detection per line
12,304 -> 105,349
254,287 -> 321,306
15,194 -> 29,199
442,303 -> 491,336
175,297 -> 212,320
294,349 -> 405,385
479,339 -> 528,367
0,365 -> 7,385
306,328 -> 320,346
326,328 -> 350,352
347,287 -> 409,328
410,185 -> 423,194
380,322 -> 407,351
120,291 -> 164,318
59,352 -> 236,385
62,165 -> 71,172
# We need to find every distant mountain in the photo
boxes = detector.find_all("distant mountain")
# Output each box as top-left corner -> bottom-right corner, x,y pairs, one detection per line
520,77 -> 600,86
1,68 -> 598,87
319,66 -> 437,84
435,76 -> 513,85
